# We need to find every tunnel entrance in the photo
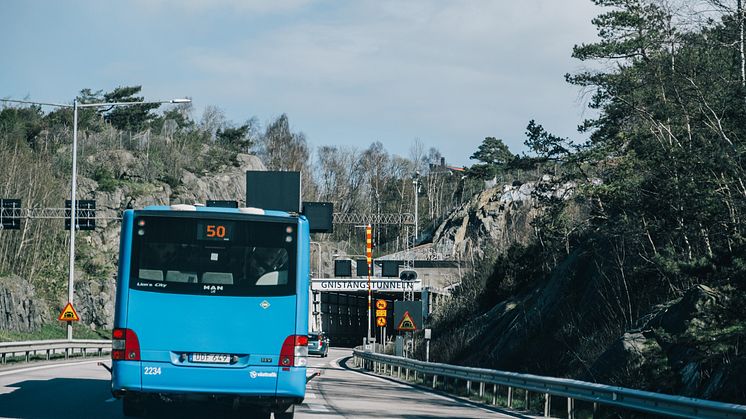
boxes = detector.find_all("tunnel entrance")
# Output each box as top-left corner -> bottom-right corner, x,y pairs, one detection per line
315,290 -> 425,348
310,278 -> 422,347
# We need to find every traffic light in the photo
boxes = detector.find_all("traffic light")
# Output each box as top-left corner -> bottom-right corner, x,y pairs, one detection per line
65,200 -> 96,231
399,270 -> 417,281
0,199 -> 21,230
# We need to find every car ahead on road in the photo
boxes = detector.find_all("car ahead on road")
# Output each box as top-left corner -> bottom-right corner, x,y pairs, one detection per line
307,332 -> 329,357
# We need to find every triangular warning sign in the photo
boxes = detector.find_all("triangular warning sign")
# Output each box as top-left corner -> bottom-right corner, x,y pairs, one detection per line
58,302 -> 80,322
397,310 -> 417,331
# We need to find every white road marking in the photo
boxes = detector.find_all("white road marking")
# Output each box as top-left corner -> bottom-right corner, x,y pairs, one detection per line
303,403 -> 330,412
0,360 -> 101,378
305,392 -> 317,399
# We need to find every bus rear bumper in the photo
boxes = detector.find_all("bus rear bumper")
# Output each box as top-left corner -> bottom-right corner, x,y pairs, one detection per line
111,360 -> 305,405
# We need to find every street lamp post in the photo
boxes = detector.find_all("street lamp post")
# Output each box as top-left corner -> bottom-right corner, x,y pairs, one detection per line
413,172 -> 420,246
1,96 -> 191,340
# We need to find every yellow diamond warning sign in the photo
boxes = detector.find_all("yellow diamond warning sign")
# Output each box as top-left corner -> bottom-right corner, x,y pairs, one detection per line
58,302 -> 80,322
396,310 -> 417,331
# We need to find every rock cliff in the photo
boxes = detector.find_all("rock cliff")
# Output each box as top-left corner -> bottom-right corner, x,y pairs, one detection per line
0,152 -> 265,334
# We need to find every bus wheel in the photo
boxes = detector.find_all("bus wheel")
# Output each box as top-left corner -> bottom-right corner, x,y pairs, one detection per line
274,404 -> 295,419
122,396 -> 145,417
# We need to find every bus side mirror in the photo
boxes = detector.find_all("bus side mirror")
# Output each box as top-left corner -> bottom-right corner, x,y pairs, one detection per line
400,270 -> 417,281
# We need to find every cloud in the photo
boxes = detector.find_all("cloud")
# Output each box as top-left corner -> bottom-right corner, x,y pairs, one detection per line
171,0 -> 601,162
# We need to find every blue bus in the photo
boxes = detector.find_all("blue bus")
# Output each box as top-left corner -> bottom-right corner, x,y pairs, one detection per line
111,204 -> 310,418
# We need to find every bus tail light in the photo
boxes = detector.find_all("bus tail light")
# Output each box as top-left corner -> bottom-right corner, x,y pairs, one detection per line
279,335 -> 308,367
112,328 -> 141,361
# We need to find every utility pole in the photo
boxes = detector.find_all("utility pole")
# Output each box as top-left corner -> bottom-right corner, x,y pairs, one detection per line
67,99 -> 78,340
413,172 -> 419,244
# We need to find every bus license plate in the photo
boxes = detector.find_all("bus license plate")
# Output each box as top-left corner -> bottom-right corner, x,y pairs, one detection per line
190,353 -> 231,364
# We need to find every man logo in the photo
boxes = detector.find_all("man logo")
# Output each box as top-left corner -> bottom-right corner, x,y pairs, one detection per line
250,371 -> 258,378
260,300 -> 270,309
204,285 -> 224,294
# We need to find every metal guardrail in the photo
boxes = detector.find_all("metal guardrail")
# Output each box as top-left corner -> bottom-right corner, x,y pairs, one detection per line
0,339 -> 112,364
353,350 -> 746,419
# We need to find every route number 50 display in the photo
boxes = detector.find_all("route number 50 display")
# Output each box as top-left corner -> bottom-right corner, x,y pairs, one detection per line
206,225 -> 226,238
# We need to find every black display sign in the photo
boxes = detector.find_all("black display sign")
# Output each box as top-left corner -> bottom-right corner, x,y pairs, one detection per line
246,171 -> 301,213
302,201 -> 334,233
65,200 -> 96,231
356,259 -> 369,277
206,200 -> 238,208
0,199 -> 21,230
382,260 -> 399,278
334,259 -> 352,277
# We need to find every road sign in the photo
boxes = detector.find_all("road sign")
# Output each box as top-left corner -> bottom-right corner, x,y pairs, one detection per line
376,299 -> 387,310
375,309 -> 387,317
397,311 -> 417,331
58,302 -> 80,322
376,317 -> 387,327
394,300 -> 422,332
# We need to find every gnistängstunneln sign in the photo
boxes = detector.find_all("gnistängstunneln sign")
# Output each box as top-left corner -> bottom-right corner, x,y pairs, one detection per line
311,279 -> 421,292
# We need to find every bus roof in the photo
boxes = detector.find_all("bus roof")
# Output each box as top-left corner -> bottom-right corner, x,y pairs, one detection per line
141,205 -> 297,219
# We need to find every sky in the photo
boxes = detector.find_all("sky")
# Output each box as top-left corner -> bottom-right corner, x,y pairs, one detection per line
0,0 -> 602,166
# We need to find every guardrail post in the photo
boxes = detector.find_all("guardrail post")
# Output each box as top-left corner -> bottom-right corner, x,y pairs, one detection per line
46,349 -> 50,361
1,353 -> 4,364
492,384 -> 497,405
507,386 -> 513,408
65,348 -> 69,360
567,397 -> 575,419
479,382 -> 485,398
397,365 -> 401,378
524,390 -> 529,411
466,380 -> 471,398
83,348 -> 86,358
544,393 -> 551,417
593,402 -> 598,418
25,351 -> 29,362
432,374 -> 437,389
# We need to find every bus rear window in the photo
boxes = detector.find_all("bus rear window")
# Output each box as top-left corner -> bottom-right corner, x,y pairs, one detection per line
129,215 -> 297,296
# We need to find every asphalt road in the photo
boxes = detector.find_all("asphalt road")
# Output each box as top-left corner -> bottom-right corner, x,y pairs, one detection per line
0,349 -> 525,418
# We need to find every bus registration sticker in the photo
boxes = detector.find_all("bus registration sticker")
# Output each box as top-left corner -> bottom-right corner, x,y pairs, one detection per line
191,353 -> 231,364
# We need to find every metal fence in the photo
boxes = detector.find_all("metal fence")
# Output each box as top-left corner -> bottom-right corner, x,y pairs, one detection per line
0,340 -> 111,364
353,350 -> 746,419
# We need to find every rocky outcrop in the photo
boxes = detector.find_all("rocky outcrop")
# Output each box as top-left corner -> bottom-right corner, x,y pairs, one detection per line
172,154 -> 265,205
0,275 -> 49,333
0,152 -> 267,333
388,177 -> 572,262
